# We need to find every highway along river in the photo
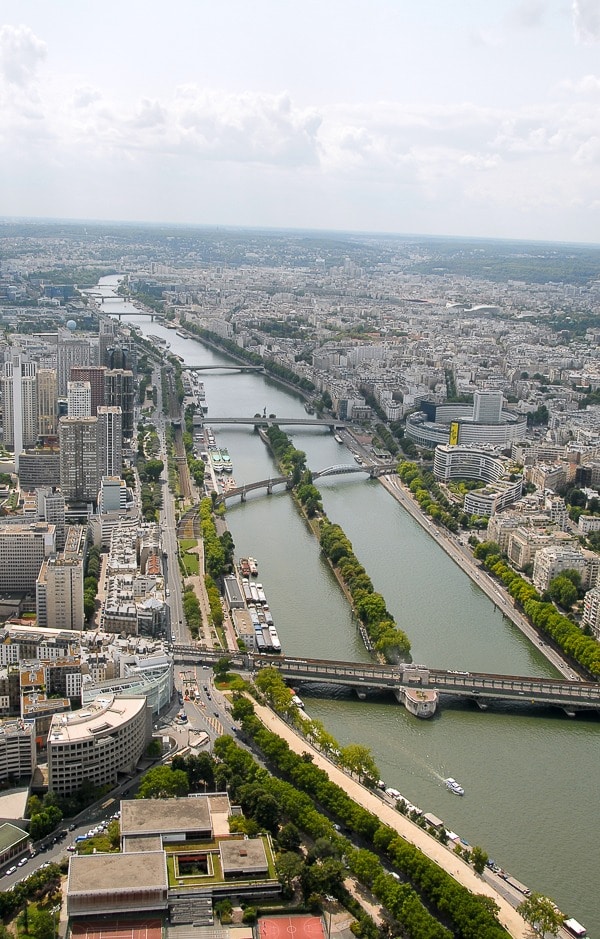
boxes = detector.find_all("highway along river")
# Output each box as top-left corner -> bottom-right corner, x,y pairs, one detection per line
101,277 -> 599,933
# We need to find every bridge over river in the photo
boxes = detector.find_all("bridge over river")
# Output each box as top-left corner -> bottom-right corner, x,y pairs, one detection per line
177,462 -> 398,516
172,647 -> 600,719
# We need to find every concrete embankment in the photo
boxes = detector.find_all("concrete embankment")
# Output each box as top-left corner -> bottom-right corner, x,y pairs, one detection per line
378,474 -> 582,681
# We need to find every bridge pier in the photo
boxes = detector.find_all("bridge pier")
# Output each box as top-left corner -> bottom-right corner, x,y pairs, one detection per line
267,479 -> 273,495
394,686 -> 438,718
240,488 -> 246,502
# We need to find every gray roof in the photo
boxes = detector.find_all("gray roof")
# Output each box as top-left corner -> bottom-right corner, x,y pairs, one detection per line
219,838 -> 268,874
120,797 -> 212,836
0,822 -> 28,853
68,851 -> 167,893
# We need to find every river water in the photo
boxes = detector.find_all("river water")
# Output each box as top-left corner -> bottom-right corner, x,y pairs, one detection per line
98,277 -> 599,933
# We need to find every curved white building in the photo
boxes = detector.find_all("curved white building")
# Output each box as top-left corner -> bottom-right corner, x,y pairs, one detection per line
80,655 -> 174,716
48,694 -> 151,796
406,396 -> 527,450
433,444 -> 523,517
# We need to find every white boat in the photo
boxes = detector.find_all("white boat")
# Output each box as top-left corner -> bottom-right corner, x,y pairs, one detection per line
248,557 -> 258,576
445,777 -> 465,796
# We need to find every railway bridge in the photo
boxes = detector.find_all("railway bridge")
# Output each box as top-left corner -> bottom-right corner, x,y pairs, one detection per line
171,647 -> 600,719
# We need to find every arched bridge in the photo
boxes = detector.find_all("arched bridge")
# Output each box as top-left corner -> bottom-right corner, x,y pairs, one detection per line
205,462 -> 399,506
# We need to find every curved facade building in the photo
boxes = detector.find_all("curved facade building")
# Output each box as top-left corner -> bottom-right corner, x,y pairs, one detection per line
406,398 -> 527,450
80,655 -> 174,716
48,694 -> 151,796
433,444 -> 523,517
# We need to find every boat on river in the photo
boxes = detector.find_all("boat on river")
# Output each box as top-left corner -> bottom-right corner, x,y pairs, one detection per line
248,557 -> 258,576
445,777 -> 465,796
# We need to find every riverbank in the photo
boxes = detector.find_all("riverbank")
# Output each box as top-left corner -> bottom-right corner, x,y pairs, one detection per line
250,698 -> 529,939
377,473 -> 583,681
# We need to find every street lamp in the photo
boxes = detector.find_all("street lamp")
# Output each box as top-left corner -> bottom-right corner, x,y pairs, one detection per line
51,904 -> 60,939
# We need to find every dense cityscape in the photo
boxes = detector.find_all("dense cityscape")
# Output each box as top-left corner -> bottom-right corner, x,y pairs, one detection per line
0,220 -> 598,939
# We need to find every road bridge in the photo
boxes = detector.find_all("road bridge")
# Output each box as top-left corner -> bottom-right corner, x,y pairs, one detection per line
171,646 -> 600,719
181,364 -> 265,373
194,416 -> 348,429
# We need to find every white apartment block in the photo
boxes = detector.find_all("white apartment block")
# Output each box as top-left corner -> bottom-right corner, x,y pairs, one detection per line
67,380 -> 92,418
0,522 -> 56,593
36,557 -> 84,631
533,545 -> 586,593
48,694 -> 150,796
0,720 -> 36,784
582,587 -> 600,639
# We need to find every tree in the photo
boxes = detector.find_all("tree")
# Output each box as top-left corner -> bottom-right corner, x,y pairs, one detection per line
277,851 -> 304,892
339,744 -> 379,783
137,765 -> 189,798
470,845 -> 488,875
517,893 -> 563,937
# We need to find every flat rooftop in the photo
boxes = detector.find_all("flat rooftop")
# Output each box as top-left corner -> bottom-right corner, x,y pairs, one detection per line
68,851 -> 167,893
120,795 -> 221,836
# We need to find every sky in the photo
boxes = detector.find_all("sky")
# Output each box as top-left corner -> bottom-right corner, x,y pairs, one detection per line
1,0 -> 600,243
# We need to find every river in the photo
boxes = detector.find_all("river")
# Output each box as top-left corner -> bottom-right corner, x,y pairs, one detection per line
98,277 -> 599,934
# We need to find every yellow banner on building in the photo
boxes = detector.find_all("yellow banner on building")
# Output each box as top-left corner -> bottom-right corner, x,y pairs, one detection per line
449,421 -> 460,446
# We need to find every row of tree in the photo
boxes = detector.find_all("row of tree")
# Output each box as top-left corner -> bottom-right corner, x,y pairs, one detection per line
473,542 -> 600,677
229,696 -> 509,939
398,461 -> 488,532
319,522 -> 411,659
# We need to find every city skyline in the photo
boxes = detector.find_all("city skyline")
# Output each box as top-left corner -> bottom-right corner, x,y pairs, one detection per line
2,1 -> 600,244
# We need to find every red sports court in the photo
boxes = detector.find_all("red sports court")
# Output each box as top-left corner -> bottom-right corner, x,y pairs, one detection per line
259,915 -> 325,939
71,920 -> 162,939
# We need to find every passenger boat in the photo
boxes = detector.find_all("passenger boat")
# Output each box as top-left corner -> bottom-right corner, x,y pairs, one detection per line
248,557 -> 258,576
239,558 -> 251,578
334,433 -> 344,444
445,777 -> 465,796
221,448 -> 233,473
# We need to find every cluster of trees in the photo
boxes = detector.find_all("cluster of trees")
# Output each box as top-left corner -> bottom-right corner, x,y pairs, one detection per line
265,426 -> 307,479
136,452 -> 164,522
83,546 -> 101,623
181,322 -> 316,392
474,542 -> 600,677
319,522 -> 411,659
373,423 -> 399,457
182,585 -> 202,639
254,669 -> 379,783
398,462 -> 487,532
526,404 -> 549,426
198,498 -> 232,579
183,406 -> 206,486
295,470 -> 324,518
227,697 -> 509,939
26,793 -> 63,841
205,574 -> 224,629
548,570 -> 581,610
0,861 -> 63,922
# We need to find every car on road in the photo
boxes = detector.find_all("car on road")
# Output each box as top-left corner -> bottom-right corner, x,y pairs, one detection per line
17,858 -> 28,867
5,866 -> 17,875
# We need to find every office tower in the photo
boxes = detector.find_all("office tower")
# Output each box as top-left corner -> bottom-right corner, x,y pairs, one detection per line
98,315 -> 116,367
67,380 -> 92,418
0,521 -> 56,593
473,390 -> 503,424
57,335 -> 91,396
36,487 -> 66,551
36,556 -> 84,630
37,368 -> 58,436
1,355 -> 38,465
97,406 -> 123,478
58,416 -> 99,503
104,369 -> 134,438
70,366 -> 106,415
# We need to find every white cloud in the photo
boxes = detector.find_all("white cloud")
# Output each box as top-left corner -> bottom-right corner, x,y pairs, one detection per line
0,24 -> 46,87
572,0 -> 600,42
